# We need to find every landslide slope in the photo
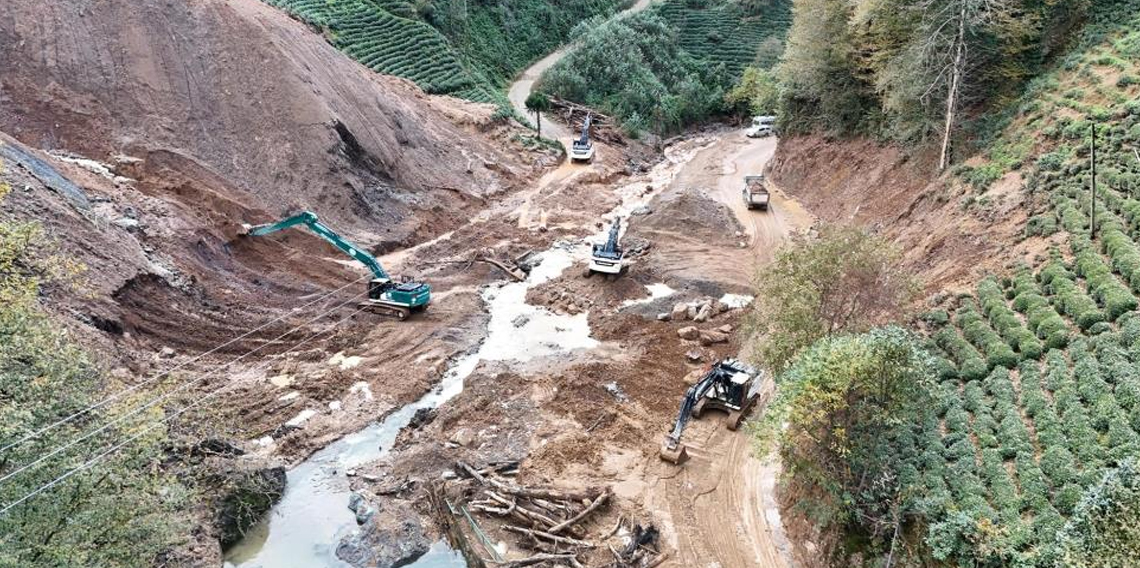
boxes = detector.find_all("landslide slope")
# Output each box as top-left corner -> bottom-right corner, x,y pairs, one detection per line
0,0 -> 531,350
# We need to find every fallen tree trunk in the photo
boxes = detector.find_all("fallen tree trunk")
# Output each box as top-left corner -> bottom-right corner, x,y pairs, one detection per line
549,490 -> 610,534
503,525 -> 595,548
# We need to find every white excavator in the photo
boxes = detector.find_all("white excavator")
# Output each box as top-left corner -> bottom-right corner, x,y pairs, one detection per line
570,113 -> 595,163
587,217 -> 624,276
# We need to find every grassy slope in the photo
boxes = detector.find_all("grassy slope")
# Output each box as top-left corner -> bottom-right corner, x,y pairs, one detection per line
905,1 -> 1140,564
263,0 -> 626,104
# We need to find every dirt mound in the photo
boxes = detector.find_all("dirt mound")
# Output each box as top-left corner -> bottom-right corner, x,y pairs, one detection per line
0,0 -> 525,244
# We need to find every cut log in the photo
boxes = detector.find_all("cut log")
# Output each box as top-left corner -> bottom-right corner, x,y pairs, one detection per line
503,525 -> 594,549
486,477 -> 602,503
549,490 -> 610,534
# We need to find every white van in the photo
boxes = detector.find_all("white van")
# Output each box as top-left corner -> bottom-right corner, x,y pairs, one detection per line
745,115 -> 776,138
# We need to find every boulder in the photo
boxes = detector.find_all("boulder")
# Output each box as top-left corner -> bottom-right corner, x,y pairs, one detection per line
686,304 -> 699,320
336,500 -> 430,568
657,312 -> 671,321
718,324 -> 733,334
449,428 -> 475,447
685,349 -> 703,362
693,304 -> 713,323
699,330 -> 729,345
671,302 -> 689,320
677,326 -> 700,340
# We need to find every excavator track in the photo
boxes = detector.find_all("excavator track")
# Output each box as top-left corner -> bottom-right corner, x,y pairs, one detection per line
360,301 -> 412,320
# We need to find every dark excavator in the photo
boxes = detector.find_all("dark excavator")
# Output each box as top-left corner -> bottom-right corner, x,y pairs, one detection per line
659,358 -> 760,464
241,211 -> 430,320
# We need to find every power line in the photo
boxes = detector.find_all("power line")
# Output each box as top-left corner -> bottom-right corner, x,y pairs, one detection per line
0,301 -> 371,516
0,288 -> 369,487
0,273 -> 371,456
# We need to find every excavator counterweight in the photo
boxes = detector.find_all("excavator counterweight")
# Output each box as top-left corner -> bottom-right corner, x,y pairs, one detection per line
241,211 -> 431,320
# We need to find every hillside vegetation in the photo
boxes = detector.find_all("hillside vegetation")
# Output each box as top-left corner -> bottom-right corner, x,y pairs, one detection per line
767,0 -> 1140,566
264,0 -> 627,104
0,180 -> 188,566
537,0 -> 792,134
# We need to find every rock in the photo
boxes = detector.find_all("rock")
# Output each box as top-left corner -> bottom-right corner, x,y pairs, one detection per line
336,500 -> 430,568
408,407 -> 436,430
158,346 -> 175,358
699,330 -> 729,345
685,349 -> 703,362
686,304 -> 699,320
346,469 -> 357,477
631,206 -> 652,216
449,428 -> 475,447
113,217 -> 140,230
671,303 -> 689,320
678,326 -> 700,340
362,474 -> 380,483
683,369 -> 705,385
657,312 -> 671,321
348,492 -> 365,512
693,304 -> 713,323
511,314 -> 530,328
715,301 -> 731,314
718,324 -> 733,334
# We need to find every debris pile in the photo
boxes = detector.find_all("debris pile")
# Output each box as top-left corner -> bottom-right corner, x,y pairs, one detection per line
432,462 -> 666,568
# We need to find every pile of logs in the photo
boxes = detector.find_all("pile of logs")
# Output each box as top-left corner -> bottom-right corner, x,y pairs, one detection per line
455,462 -> 664,568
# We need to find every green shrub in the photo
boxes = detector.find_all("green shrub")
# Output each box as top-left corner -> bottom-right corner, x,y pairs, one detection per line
1040,259 -> 1106,330
978,278 -> 1043,359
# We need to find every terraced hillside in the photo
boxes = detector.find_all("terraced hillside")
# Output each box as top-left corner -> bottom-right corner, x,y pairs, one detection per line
900,3 -> 1140,563
537,0 -> 793,133
654,0 -> 792,75
263,0 -> 626,104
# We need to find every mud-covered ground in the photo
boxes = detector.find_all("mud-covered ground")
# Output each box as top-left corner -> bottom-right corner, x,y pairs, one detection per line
331,131 -> 810,568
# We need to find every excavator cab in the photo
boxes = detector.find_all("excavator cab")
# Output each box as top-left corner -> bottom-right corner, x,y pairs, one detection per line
659,359 -> 759,464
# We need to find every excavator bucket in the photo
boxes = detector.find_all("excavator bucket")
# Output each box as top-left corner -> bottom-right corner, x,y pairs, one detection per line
658,442 -> 688,464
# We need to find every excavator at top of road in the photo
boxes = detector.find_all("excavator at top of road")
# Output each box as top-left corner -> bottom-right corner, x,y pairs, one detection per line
570,113 -> 595,163
241,211 -> 431,320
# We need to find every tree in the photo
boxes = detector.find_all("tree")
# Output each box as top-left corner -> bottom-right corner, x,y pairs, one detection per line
756,327 -> 937,541
749,225 -> 918,373
1052,458 -> 1140,567
725,66 -> 780,117
524,91 -> 551,138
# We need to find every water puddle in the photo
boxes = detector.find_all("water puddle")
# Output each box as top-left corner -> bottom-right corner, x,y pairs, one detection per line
620,283 -> 676,308
225,247 -> 596,568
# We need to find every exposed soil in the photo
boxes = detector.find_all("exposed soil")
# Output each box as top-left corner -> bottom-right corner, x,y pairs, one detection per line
768,135 -> 1052,295
0,2 -> 959,568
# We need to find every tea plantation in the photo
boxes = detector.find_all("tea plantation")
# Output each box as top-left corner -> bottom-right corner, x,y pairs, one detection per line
911,4 -> 1140,563
263,0 -> 626,104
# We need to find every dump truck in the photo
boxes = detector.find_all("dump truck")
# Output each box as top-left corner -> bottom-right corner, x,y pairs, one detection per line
742,174 -> 770,210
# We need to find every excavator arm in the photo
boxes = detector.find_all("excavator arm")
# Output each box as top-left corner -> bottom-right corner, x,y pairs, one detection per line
243,211 -> 390,281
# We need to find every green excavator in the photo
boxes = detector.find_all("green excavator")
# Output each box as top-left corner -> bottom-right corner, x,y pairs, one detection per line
241,211 -> 431,320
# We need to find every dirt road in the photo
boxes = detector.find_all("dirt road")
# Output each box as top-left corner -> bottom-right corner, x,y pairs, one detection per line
638,132 -> 808,568
507,0 -> 657,152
